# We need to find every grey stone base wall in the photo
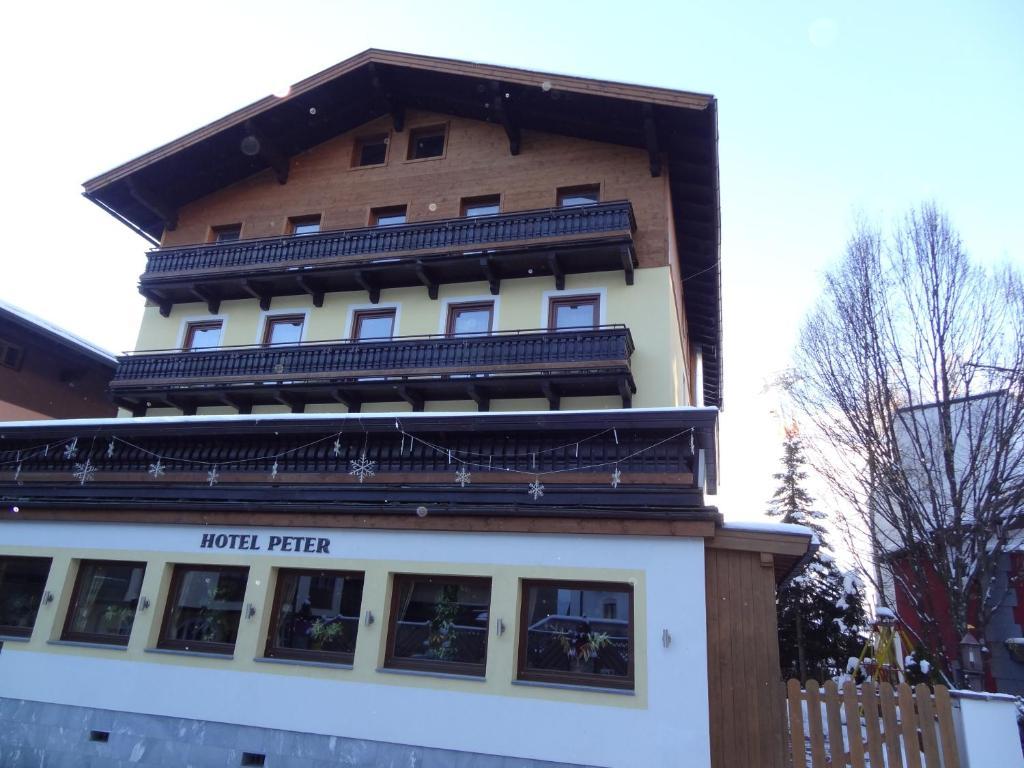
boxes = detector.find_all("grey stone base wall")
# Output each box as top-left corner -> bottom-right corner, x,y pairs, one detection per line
0,698 -> 593,768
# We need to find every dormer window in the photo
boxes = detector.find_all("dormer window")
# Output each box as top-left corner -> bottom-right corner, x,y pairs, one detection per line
353,134 -> 389,167
288,215 -> 321,236
407,125 -> 446,160
557,185 -> 600,207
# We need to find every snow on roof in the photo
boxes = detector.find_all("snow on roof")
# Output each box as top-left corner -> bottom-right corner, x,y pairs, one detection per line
0,405 -> 719,431
720,520 -> 818,542
0,299 -> 117,365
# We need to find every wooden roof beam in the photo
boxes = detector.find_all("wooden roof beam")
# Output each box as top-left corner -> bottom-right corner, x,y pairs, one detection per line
489,81 -> 521,155
353,271 -> 380,304
141,288 -> 173,318
643,104 -> 662,178
415,260 -> 439,300
296,276 -> 325,307
191,285 -> 221,315
241,280 -> 272,311
368,62 -> 406,132
126,177 -> 177,232
242,119 -> 289,185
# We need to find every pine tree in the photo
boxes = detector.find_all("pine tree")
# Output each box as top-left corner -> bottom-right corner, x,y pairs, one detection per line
768,426 -> 868,682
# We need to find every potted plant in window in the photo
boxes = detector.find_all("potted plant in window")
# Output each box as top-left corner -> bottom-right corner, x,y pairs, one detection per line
307,617 -> 345,651
423,585 -> 459,661
557,622 -> 611,674
101,604 -> 136,634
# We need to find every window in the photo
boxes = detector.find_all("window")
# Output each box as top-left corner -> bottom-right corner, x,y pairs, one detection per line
288,215 -> 321,236
262,315 -> 304,346
372,206 -> 407,227
351,309 -> 396,341
211,224 -> 241,242
183,321 -> 223,350
385,574 -> 491,676
557,185 -> 600,207
461,196 -> 500,217
265,569 -> 364,664
446,302 -> 494,336
407,125 -> 446,160
353,134 -> 389,167
518,580 -> 634,689
62,560 -> 146,646
0,556 -> 51,638
548,295 -> 600,330
0,339 -> 23,371
158,565 -> 248,654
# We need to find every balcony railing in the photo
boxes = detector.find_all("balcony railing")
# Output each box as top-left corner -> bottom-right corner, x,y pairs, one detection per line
144,201 -> 636,277
111,326 -> 636,412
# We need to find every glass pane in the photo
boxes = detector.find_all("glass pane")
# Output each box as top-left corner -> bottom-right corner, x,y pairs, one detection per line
271,571 -> 363,657
67,561 -> 145,640
359,140 -> 387,166
411,131 -> 445,159
163,567 -> 247,647
0,557 -> 50,633
375,211 -> 407,226
267,319 -> 303,345
451,308 -> 491,335
214,226 -> 240,242
553,302 -> 596,329
523,584 -> 631,680
292,220 -> 320,236
187,324 -> 222,349
559,189 -> 599,207
355,314 -> 394,340
390,578 -> 490,667
464,201 -> 499,217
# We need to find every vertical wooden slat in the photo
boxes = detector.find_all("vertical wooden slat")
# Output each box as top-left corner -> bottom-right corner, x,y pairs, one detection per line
730,552 -> 751,765
933,686 -> 960,768
823,680 -> 846,767
862,682 -> 885,766
879,682 -> 905,768
706,550 -> 723,767
915,684 -> 940,766
899,683 -> 923,768
806,680 -> 827,768
843,681 -> 866,768
788,679 -> 806,768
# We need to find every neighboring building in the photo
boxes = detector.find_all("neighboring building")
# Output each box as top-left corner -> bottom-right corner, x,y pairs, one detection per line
0,300 -> 117,420
876,392 -> 1024,694
0,51 -> 812,768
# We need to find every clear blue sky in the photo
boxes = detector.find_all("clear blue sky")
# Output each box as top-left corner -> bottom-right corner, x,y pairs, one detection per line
2,1 -> 1021,522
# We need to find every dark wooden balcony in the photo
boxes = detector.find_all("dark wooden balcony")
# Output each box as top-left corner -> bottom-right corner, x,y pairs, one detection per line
111,326 -> 636,414
140,202 -> 637,316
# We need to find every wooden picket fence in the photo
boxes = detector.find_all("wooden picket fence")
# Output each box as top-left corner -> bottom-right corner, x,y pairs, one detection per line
785,679 -> 960,767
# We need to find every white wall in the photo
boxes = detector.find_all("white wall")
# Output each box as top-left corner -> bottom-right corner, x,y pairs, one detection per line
0,521 -> 711,768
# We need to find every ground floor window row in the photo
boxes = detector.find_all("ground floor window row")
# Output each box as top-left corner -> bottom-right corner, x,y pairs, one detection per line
0,556 -> 634,690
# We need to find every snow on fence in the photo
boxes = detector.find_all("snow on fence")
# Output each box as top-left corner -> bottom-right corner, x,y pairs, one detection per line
785,679 -> 959,767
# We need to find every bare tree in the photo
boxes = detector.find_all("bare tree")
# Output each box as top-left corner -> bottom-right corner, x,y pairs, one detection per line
786,203 -> 1024,677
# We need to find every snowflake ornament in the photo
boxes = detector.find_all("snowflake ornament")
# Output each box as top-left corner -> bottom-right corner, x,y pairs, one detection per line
349,452 -> 376,483
270,460 -> 279,480
611,467 -> 622,488
332,438 -> 343,457
528,478 -> 545,500
454,466 -> 471,488
72,460 -> 96,485
148,460 -> 166,479
14,462 -> 22,482
63,437 -> 79,461
207,468 -> 220,487
106,439 -> 116,458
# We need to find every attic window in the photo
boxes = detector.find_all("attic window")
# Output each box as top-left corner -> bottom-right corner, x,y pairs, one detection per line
0,340 -> 23,371
557,185 -> 600,207
353,134 -> 389,167
407,126 -> 446,160
211,224 -> 241,243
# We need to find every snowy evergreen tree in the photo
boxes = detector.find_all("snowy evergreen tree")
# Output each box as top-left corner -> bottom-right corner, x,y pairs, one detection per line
769,426 -> 868,682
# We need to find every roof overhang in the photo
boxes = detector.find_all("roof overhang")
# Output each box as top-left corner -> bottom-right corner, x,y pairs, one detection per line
82,49 -> 722,407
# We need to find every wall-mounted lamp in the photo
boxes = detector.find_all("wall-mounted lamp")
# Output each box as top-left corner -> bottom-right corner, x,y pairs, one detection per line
662,629 -> 672,648
364,610 -> 375,627
138,597 -> 151,612
496,618 -> 506,636
42,591 -> 54,605
245,603 -> 257,620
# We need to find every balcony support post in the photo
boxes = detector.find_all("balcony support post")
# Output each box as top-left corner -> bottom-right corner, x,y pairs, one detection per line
192,285 -> 221,315
618,378 -> 634,409
541,381 -> 560,411
164,396 -> 196,416
332,389 -> 361,413
220,394 -> 253,415
354,271 -> 381,304
467,384 -> 490,412
396,385 -> 424,412
620,245 -> 635,286
415,260 -> 439,300
480,257 -> 500,295
275,393 -> 306,414
547,253 -> 565,291
242,280 -> 272,311
296,277 -> 325,308
142,289 -> 174,318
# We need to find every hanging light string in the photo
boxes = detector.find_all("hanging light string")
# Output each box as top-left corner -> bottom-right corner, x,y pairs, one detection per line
107,431 -> 348,468
0,438 -> 76,467
392,418 -> 618,459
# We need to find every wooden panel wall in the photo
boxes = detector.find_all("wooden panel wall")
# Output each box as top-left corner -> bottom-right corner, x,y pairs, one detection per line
705,547 -> 787,768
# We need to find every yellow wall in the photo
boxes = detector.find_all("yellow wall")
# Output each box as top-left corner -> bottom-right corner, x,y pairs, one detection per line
2,542 -> 647,709
131,267 -> 690,413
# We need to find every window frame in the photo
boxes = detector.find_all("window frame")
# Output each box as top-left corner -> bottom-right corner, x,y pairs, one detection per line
351,133 -> 390,168
0,555 -> 52,638
445,301 -> 495,337
287,215 -> 322,236
60,559 -> 147,647
183,320 -> 224,351
370,205 -> 408,227
460,195 -> 501,218
263,567 -> 365,666
516,578 -> 635,690
261,314 -> 306,347
406,124 -> 448,161
210,224 -> 242,243
0,339 -> 24,371
383,573 -> 492,678
556,185 -> 601,207
351,308 -> 397,341
547,294 -> 601,330
157,564 -> 249,656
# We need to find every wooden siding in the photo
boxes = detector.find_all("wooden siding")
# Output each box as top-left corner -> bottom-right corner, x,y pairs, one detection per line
706,547 -> 788,768
163,110 -> 671,271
